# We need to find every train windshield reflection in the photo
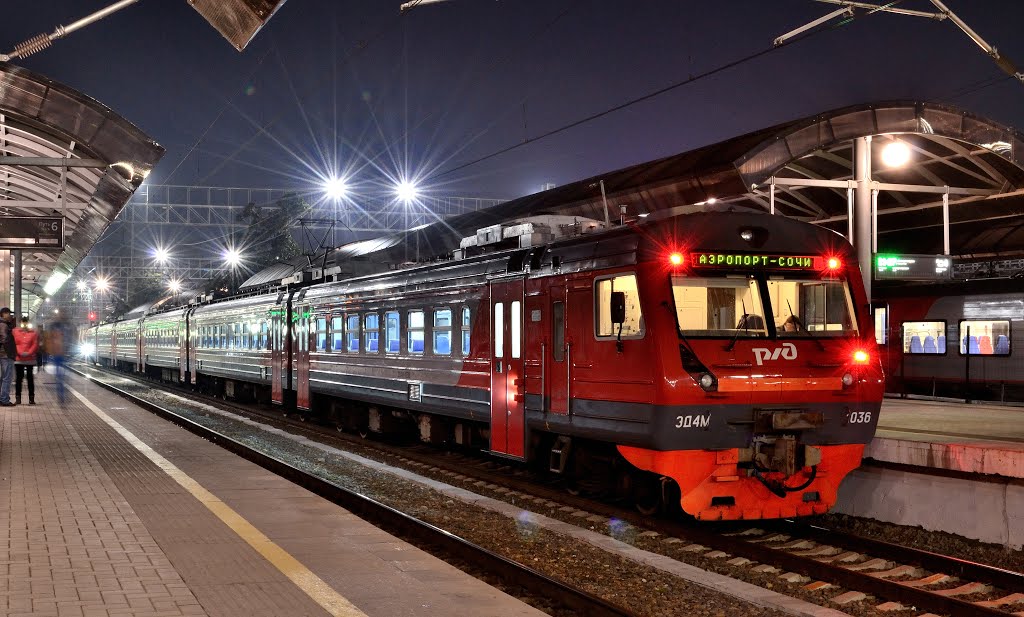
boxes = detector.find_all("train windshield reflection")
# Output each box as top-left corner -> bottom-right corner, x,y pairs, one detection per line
671,275 -> 858,338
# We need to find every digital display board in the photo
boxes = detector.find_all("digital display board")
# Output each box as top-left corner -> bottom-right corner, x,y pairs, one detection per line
690,252 -> 821,270
0,217 -> 64,250
875,254 -> 951,281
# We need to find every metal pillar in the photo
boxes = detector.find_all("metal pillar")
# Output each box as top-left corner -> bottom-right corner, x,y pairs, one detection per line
12,250 -> 21,319
0,251 -> 9,310
854,136 -> 873,297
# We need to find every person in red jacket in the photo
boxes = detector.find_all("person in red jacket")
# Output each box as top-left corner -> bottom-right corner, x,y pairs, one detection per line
14,316 -> 38,405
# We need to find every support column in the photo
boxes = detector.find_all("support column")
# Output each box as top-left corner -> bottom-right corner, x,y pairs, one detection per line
854,136 -> 873,298
12,250 -> 21,319
0,251 -> 9,310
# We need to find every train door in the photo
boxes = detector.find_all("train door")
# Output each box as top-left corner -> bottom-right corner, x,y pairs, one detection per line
547,283 -> 569,414
296,306 -> 311,411
271,295 -> 287,405
872,302 -> 893,385
180,311 -> 190,382
489,277 -> 526,459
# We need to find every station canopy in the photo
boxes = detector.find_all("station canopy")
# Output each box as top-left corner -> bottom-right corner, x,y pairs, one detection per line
0,63 -> 164,311
306,101 -> 1024,275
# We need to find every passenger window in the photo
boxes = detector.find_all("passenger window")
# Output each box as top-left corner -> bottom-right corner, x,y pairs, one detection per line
902,321 -> 946,355
316,318 -> 327,352
461,307 -> 471,356
331,317 -> 343,351
959,319 -> 1010,356
510,301 -> 521,359
494,303 -> 504,358
385,311 -> 400,353
433,309 -> 452,356
874,307 -> 888,345
364,313 -> 380,353
552,302 -> 565,362
346,315 -> 360,352
595,274 -> 644,338
408,310 -> 425,354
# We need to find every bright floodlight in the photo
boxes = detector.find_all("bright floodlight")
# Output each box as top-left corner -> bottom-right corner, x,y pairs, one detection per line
94,277 -> 110,292
168,279 -> 182,293
76,280 -> 88,291
154,247 -> 170,263
325,177 -> 348,200
224,248 -> 242,267
395,181 -> 418,202
881,141 -> 911,168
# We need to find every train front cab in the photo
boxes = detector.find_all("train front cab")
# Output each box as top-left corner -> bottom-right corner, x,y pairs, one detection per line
607,245 -> 882,520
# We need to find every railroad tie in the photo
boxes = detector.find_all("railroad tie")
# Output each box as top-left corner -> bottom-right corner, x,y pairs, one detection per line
900,573 -> 953,587
934,582 -> 992,596
844,557 -> 892,571
976,592 -> 1024,608
868,564 -> 924,579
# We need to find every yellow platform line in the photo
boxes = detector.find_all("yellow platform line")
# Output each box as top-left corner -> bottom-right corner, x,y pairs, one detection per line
69,386 -> 368,617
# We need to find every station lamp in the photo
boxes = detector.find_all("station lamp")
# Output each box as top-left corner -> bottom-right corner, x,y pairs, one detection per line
153,247 -> 170,264
395,181 -> 419,202
325,177 -> 348,200
167,279 -> 182,293
881,141 -> 911,168
94,277 -> 110,292
224,248 -> 242,267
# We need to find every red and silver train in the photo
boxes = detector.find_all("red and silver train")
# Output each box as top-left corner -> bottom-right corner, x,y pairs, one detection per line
85,211 -> 883,520
875,277 -> 1024,401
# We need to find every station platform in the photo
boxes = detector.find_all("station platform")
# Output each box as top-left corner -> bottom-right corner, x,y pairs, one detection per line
0,367 -> 545,617
869,397 -> 1024,479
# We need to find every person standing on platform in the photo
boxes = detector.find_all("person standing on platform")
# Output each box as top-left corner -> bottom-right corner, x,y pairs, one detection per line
0,308 -> 16,406
14,316 -> 38,405
47,317 -> 68,407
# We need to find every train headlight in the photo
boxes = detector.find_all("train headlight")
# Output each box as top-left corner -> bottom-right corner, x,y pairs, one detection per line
852,349 -> 870,364
80,343 -> 96,356
698,373 -> 717,391
842,372 -> 855,387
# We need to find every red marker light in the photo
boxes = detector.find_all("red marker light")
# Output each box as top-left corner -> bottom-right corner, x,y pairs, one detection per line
669,252 -> 684,266
827,257 -> 842,270
852,349 -> 870,364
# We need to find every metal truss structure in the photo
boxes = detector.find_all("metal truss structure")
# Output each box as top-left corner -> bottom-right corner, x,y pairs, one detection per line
75,184 -> 504,292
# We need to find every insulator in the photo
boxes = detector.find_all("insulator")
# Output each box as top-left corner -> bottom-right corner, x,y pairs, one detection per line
13,34 -> 52,59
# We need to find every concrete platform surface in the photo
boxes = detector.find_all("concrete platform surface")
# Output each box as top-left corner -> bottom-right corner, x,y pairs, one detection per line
870,398 -> 1024,478
0,367 -> 546,617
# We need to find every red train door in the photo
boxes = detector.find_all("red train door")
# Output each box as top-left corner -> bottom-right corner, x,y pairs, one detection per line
296,308 -> 311,411
490,278 -> 526,459
271,301 -> 286,405
547,283 -> 570,414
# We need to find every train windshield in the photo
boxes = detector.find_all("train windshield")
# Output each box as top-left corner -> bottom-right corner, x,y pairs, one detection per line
671,274 -> 858,338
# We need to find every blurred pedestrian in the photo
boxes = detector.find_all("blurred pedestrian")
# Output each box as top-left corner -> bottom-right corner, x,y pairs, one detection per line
0,308 -> 15,406
36,324 -> 45,367
46,317 -> 68,407
14,316 -> 38,405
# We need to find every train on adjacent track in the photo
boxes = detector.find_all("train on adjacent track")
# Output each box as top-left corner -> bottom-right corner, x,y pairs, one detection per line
874,277 -> 1024,402
84,211 -> 883,520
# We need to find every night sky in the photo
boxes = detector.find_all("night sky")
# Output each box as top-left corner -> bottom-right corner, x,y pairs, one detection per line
3,0 -> 1024,202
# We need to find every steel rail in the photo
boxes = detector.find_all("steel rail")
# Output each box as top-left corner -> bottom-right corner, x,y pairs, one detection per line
69,366 -> 636,617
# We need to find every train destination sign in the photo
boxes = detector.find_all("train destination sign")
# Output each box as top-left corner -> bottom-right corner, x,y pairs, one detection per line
0,216 -> 64,250
875,254 -> 951,281
690,252 -> 820,270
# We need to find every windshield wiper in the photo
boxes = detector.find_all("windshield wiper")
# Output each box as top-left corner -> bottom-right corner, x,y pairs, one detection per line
785,299 -> 825,351
724,299 -> 748,352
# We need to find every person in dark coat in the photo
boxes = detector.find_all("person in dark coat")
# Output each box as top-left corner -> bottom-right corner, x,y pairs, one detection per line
0,308 -> 16,406
14,316 -> 38,404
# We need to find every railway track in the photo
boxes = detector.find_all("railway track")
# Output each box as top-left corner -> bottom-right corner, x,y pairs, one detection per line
75,363 -> 1024,616
69,364 -> 635,617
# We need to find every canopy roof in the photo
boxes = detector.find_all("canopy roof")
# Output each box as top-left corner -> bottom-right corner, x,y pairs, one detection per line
0,62 -> 164,311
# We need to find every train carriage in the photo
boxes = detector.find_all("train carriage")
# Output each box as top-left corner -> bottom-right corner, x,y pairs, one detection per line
141,307 -> 191,382
190,293 -> 281,400
93,322 -> 114,364
112,317 -> 142,370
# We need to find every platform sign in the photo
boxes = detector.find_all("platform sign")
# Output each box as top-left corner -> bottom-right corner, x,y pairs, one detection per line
875,254 -> 951,281
0,217 -> 63,250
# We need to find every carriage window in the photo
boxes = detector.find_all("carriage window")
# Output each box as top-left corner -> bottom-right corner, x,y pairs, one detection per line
364,313 -> 380,353
596,274 -> 644,338
874,307 -> 888,345
385,311 -> 400,353
408,310 -> 425,354
494,303 -> 504,358
902,321 -> 946,355
331,317 -> 343,351
260,321 -> 269,350
959,320 -> 1010,356
510,302 -> 521,358
461,307 -> 471,356
316,318 -> 327,352
433,309 -> 452,356
346,315 -> 359,352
